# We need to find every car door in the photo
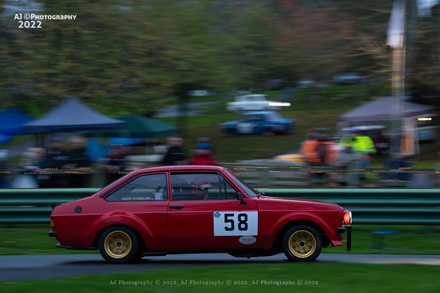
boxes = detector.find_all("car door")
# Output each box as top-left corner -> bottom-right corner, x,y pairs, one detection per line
237,115 -> 258,134
167,172 -> 258,248
103,173 -> 170,247
253,115 -> 266,134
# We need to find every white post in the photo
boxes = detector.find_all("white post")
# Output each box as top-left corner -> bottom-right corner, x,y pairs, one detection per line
387,0 -> 407,156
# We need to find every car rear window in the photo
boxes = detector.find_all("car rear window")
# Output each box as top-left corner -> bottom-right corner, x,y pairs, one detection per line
105,173 -> 168,201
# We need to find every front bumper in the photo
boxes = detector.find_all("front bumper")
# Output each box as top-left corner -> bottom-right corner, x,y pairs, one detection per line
336,226 -> 351,251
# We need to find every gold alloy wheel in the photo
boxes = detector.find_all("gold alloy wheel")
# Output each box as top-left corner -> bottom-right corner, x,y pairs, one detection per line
288,230 -> 317,258
104,231 -> 132,259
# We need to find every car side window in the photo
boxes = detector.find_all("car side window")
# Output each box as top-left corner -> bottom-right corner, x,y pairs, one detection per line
170,173 -> 238,201
217,174 -> 240,200
246,115 -> 262,122
105,173 -> 168,202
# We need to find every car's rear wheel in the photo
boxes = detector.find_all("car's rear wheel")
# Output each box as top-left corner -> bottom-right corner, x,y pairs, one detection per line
99,226 -> 139,264
283,225 -> 322,262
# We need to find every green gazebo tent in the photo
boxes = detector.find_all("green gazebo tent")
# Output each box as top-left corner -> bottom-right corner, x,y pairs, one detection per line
85,114 -> 179,138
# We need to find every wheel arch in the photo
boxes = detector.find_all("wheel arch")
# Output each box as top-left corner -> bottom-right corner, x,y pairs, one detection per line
268,219 -> 330,251
84,212 -> 155,250
92,224 -> 148,251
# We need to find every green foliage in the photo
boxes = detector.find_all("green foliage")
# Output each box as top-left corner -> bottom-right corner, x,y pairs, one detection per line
0,0 -> 239,115
1,0 -> 436,118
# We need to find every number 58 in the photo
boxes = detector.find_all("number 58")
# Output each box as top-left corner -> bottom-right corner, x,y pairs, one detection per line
224,213 -> 248,231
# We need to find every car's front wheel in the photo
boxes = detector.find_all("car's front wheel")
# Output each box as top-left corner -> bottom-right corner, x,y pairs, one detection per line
283,225 -> 322,262
99,226 -> 139,264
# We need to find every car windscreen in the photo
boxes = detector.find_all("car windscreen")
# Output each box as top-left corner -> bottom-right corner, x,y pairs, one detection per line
244,115 -> 263,122
254,95 -> 267,101
267,112 -> 282,121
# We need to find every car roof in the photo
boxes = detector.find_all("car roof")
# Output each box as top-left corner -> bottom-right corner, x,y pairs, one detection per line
243,111 -> 276,115
237,94 -> 267,99
343,125 -> 385,131
129,165 -> 226,175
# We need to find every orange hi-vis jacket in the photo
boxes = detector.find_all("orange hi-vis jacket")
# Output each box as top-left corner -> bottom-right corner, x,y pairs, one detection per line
300,139 -> 339,164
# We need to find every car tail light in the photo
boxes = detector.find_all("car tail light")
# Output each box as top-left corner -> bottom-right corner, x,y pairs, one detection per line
50,219 -> 56,228
343,210 -> 352,225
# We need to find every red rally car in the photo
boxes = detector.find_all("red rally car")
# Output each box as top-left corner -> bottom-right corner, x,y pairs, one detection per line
49,165 -> 352,264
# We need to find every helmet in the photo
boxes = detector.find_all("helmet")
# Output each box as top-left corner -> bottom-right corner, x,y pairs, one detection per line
189,179 -> 213,199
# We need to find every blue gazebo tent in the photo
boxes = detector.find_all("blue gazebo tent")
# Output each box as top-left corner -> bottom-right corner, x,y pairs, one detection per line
0,133 -> 11,144
0,109 -> 34,135
24,97 -> 125,134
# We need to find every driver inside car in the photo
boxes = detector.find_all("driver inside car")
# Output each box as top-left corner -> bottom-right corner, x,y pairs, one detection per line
189,179 -> 213,200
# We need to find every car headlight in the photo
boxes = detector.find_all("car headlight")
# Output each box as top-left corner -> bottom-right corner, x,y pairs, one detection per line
343,210 -> 352,225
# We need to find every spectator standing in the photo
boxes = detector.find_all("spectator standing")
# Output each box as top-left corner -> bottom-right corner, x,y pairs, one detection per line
350,129 -> 377,169
29,147 -> 52,188
188,137 -> 220,166
40,139 -> 69,187
161,137 -> 187,166
336,146 -> 360,187
103,145 -> 129,184
300,133 -> 319,164
311,132 -> 331,185
0,150 -> 12,188
63,136 -> 91,187
11,149 -> 41,188
188,148 -> 219,166
195,137 -> 215,154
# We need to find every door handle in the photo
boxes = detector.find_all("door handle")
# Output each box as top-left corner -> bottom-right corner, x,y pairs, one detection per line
169,205 -> 185,209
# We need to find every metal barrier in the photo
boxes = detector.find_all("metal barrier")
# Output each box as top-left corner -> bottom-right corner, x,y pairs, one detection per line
1,188 -> 440,225
263,189 -> 440,225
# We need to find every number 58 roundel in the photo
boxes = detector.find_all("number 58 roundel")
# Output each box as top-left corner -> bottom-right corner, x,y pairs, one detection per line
213,211 -> 258,236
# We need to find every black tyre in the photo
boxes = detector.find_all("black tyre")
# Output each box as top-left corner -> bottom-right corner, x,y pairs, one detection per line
98,226 -> 139,264
283,225 -> 322,262
263,128 -> 274,136
131,251 -> 144,262
227,129 -> 237,136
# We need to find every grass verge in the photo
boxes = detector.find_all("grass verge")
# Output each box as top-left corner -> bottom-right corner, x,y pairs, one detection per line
2,263 -> 440,292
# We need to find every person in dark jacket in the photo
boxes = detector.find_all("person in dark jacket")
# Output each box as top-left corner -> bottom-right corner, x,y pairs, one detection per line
41,139 -> 69,187
161,137 -> 187,166
63,136 -> 91,187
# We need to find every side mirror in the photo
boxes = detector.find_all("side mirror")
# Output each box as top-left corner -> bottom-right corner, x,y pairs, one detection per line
237,193 -> 247,204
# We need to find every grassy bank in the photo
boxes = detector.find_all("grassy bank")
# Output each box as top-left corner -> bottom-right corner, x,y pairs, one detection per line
159,85 -> 395,162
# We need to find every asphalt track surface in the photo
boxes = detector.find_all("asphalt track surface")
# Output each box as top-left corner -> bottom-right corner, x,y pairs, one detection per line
2,253 -> 440,281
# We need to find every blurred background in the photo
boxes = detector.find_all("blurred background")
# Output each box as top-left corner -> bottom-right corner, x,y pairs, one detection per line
1,0 -> 440,189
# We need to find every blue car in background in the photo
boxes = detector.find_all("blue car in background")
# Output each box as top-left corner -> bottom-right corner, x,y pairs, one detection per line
220,111 -> 295,135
